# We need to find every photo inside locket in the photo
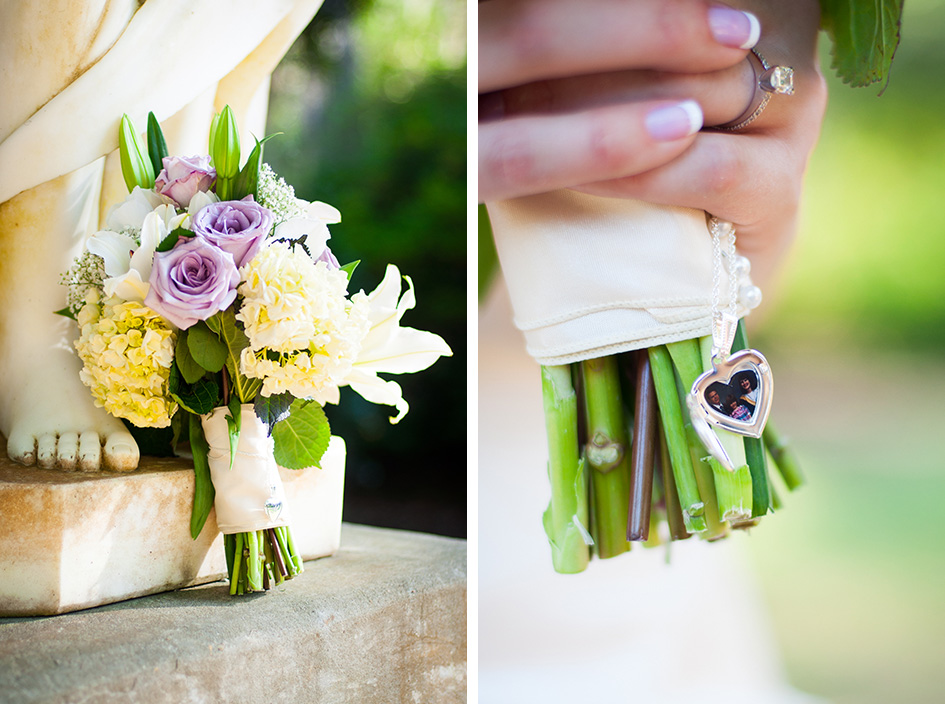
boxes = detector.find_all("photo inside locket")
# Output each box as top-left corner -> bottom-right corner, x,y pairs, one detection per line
702,369 -> 759,422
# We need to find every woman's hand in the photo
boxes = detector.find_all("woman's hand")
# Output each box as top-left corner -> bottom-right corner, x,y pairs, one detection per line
479,0 -> 828,284
479,0 -> 760,202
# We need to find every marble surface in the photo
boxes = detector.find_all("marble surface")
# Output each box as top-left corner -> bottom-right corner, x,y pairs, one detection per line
0,436 -> 345,616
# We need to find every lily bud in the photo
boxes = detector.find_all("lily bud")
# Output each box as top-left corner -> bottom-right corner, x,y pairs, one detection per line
211,105 -> 240,180
118,114 -> 154,192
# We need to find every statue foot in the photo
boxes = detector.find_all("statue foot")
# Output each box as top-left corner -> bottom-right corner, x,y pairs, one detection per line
7,418 -> 139,473
1,346 -> 141,472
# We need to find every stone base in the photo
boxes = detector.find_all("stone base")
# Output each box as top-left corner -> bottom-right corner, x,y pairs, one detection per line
0,436 -> 345,616
0,524 -> 468,704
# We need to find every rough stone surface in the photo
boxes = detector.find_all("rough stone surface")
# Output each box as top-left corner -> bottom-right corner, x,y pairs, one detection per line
0,437 -> 346,616
0,524 -> 467,703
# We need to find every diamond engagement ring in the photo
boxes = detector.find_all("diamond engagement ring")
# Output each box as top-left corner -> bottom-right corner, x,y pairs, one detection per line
716,49 -> 794,132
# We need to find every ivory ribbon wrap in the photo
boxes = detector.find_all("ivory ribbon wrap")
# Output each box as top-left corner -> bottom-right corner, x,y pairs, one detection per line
201,405 -> 292,534
486,191 -> 731,366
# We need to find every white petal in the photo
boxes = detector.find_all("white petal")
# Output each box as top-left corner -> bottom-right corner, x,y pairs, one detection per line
355,326 -> 452,375
130,210 -> 170,283
304,200 -> 341,224
188,190 -> 220,217
86,231 -> 136,276
344,368 -> 409,424
104,270 -> 150,303
105,187 -> 167,231
274,218 -> 330,257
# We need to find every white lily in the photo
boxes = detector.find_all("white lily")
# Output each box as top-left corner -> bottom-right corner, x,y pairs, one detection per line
274,200 -> 341,260
104,186 -> 172,232
342,264 -> 452,423
95,205 -> 187,303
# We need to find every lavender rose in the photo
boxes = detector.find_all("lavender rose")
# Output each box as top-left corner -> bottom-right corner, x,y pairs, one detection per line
192,197 -> 273,268
154,155 -> 216,207
315,246 -> 340,269
144,237 -> 239,329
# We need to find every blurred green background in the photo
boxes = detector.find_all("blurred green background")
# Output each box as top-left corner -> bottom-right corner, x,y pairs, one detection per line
266,0 -> 466,538
741,2 -> 945,702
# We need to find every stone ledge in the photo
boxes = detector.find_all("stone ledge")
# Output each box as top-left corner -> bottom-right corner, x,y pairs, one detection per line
0,524 -> 467,704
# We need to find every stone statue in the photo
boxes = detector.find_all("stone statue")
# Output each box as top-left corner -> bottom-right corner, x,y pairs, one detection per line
0,0 -> 324,471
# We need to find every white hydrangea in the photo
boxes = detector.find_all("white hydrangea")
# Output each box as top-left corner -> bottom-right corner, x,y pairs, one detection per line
237,240 -> 370,402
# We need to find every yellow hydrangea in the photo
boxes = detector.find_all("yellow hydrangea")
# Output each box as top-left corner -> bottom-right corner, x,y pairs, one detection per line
75,291 -> 178,428
237,241 -> 371,402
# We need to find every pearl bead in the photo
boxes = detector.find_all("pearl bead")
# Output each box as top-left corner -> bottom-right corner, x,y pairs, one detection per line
739,284 -> 763,310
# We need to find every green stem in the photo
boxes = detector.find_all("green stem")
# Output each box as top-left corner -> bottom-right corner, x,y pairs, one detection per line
581,357 -> 630,559
763,423 -> 805,491
732,320 -> 771,517
648,346 -> 705,533
229,533 -> 244,596
540,365 -> 591,574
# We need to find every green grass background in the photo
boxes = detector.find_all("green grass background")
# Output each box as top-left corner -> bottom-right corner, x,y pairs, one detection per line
746,1 -> 945,701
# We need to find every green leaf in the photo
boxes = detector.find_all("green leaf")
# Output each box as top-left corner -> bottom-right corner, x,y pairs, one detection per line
174,330 -> 206,384
232,133 -> 279,201
187,321 -> 227,373
207,310 -> 259,403
189,412 -> 215,540
155,227 -> 191,254
53,307 -> 77,321
146,112 -> 169,179
272,399 -> 331,470
225,397 -> 241,472
118,114 -> 154,192
339,260 -> 360,281
169,363 -> 220,415
820,0 -> 903,90
254,392 -> 293,437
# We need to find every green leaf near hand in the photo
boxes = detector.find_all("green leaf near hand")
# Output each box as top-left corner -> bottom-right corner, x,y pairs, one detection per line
820,0 -> 903,89
207,310 -> 260,403
272,400 -> 331,470
187,321 -> 227,373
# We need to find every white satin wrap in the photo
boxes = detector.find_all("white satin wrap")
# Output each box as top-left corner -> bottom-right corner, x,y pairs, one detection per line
202,405 -> 292,534
487,191 -> 731,366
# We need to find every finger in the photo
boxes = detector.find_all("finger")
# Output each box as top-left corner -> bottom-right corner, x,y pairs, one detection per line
481,60 -> 756,128
480,0 -> 759,93
573,132 -> 801,279
575,132 -> 798,224
479,100 -> 703,203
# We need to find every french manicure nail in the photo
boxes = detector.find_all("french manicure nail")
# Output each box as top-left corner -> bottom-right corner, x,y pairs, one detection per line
645,100 -> 703,142
708,6 -> 760,50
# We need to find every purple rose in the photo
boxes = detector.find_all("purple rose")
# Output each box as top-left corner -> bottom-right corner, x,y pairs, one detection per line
191,197 -> 273,268
145,237 -> 239,329
154,155 -> 216,207
315,246 -> 340,269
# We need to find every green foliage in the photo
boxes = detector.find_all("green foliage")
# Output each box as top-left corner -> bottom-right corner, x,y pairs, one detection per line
339,260 -> 360,281
187,321 -> 228,373
189,412 -> 214,539
233,134 -> 279,200
169,363 -> 219,415
206,310 -> 260,402
820,0 -> 903,89
272,400 -> 331,470
174,329 -> 205,384
225,397 -> 242,472
146,111 -> 169,178
155,227 -> 189,253
254,392 -> 293,437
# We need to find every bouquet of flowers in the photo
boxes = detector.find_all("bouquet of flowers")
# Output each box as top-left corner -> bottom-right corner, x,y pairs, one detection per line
60,107 -> 451,594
